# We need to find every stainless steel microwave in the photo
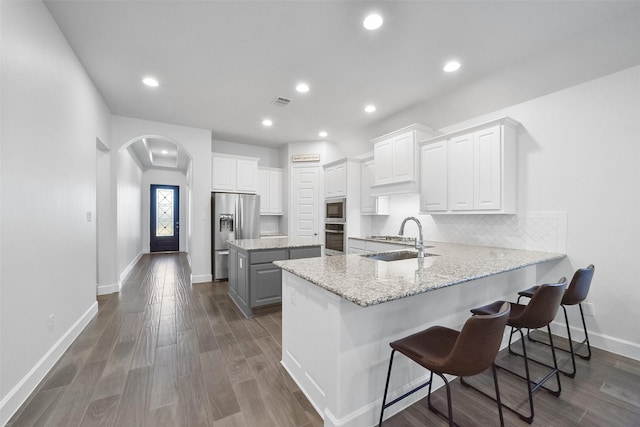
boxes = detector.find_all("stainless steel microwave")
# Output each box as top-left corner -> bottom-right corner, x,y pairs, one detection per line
325,198 -> 346,223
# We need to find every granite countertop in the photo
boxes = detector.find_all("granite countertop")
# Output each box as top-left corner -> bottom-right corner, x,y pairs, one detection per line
274,242 -> 565,307
227,237 -> 322,251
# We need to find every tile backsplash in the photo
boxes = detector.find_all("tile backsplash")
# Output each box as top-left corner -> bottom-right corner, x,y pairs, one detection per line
370,194 -> 567,253
260,215 -> 281,234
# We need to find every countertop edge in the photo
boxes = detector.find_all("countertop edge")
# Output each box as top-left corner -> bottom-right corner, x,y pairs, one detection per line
227,238 -> 322,251
276,250 -> 566,307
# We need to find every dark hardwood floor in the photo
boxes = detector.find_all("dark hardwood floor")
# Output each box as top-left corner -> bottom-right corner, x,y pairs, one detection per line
6,253 -> 640,426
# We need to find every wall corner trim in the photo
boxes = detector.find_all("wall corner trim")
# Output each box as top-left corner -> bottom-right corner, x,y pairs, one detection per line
119,251 -> 144,282
97,282 -> 121,295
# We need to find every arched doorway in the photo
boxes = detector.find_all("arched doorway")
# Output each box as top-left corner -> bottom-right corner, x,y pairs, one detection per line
119,135 -> 193,255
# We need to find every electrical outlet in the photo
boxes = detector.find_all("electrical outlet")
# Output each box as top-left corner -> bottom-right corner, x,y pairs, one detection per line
583,302 -> 595,317
47,314 -> 55,332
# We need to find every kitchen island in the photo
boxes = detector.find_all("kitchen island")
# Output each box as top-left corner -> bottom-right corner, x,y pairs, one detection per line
226,237 -> 321,317
274,242 -> 564,427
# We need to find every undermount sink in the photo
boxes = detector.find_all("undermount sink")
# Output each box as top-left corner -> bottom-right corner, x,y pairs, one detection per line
361,251 -> 439,262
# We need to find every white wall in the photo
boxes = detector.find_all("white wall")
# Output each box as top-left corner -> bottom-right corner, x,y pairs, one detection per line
212,139 -> 281,167
110,116 -> 212,282
117,148 -> 143,278
369,66 -> 640,359
0,1 -> 111,423
142,169 -> 189,253
96,140 -> 118,295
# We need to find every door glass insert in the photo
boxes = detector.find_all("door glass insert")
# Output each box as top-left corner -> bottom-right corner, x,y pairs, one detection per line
156,188 -> 174,237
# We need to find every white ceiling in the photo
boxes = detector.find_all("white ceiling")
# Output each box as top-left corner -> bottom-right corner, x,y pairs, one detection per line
45,0 -> 640,150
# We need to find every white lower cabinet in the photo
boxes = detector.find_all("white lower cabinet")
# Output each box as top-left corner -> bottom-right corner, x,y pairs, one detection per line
419,117 -> 518,214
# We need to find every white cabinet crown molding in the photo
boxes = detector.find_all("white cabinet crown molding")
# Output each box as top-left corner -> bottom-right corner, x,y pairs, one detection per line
370,123 -> 440,144
211,152 -> 260,162
418,116 -> 520,146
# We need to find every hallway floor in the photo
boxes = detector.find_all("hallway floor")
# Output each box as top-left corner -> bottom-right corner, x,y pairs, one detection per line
6,253 -> 640,426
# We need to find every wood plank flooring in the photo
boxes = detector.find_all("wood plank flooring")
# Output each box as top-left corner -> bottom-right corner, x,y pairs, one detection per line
7,253 -> 640,426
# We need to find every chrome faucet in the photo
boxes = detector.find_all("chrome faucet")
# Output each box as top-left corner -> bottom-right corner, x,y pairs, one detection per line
398,216 -> 425,258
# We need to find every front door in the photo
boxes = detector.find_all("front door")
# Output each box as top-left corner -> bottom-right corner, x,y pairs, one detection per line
150,184 -> 179,252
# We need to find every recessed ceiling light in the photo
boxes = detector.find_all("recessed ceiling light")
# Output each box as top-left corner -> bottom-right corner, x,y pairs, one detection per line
443,61 -> 461,72
296,83 -> 310,93
142,77 -> 159,87
319,131 -> 328,138
161,150 -> 168,155
364,105 -> 376,113
363,13 -> 383,30
262,119 -> 273,127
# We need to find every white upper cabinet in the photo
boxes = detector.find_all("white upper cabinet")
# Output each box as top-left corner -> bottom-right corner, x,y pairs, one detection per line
419,140 -> 448,212
236,159 -> 258,193
324,161 -> 347,198
211,155 -> 237,191
372,139 -> 394,185
361,159 -> 389,215
448,133 -> 475,211
371,124 -> 439,196
473,126 -> 502,210
211,153 -> 259,193
391,132 -> 416,183
419,117 -> 518,214
257,167 -> 283,215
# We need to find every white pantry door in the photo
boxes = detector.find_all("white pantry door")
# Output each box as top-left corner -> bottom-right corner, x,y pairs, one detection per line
290,165 -> 319,238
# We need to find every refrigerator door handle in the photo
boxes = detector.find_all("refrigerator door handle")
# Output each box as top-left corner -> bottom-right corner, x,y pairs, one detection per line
236,196 -> 241,239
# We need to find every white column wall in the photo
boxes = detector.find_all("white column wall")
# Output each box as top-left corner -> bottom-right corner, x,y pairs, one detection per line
110,116 -> 212,282
0,1 -> 111,423
117,148 -> 143,280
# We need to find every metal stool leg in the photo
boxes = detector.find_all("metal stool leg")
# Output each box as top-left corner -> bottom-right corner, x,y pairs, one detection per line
379,350 -> 432,426
515,304 -> 591,377
577,303 -> 592,360
379,350 -> 396,426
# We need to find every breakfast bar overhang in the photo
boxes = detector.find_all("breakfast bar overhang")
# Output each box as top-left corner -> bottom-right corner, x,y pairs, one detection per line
274,242 -> 565,427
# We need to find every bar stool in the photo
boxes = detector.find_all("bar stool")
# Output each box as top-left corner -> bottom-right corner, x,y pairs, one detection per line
462,281 -> 566,424
379,303 -> 510,427
516,265 -> 595,377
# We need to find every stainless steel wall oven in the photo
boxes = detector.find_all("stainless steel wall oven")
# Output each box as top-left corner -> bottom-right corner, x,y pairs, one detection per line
324,222 -> 345,255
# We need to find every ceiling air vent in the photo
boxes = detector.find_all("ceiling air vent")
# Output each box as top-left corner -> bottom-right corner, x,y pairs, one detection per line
271,97 -> 291,107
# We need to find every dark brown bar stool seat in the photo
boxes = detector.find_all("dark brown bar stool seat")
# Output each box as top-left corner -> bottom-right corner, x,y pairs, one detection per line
379,303 -> 510,427
463,281 -> 566,424
517,265 -> 595,377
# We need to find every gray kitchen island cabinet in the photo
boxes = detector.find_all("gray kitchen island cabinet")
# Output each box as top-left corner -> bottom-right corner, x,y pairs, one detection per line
226,238 -> 321,317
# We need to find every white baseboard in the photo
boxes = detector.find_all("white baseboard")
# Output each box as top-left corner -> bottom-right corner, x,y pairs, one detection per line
96,282 -> 121,295
191,273 -> 212,284
119,251 -> 143,282
0,302 -> 99,426
549,320 -> 640,361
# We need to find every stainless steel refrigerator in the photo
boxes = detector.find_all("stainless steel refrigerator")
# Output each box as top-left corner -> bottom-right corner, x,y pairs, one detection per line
211,192 -> 260,280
